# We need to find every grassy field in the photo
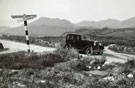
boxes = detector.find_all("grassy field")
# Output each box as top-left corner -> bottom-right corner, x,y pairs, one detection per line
0,47 -> 135,88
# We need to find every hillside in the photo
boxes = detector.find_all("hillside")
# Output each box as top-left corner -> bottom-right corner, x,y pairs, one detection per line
76,19 -> 121,28
76,17 -> 135,28
0,26 -> 11,34
122,17 -> 135,28
72,27 -> 135,38
0,17 -> 77,37
0,16 -> 135,37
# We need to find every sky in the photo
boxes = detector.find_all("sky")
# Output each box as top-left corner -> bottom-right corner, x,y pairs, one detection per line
0,0 -> 135,27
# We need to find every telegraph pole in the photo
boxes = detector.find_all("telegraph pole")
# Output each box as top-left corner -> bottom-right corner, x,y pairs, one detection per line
11,14 -> 36,52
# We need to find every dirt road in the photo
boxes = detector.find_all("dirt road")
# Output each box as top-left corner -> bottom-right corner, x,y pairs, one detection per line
104,45 -> 134,64
81,45 -> 135,64
0,39 -> 56,54
0,39 -> 134,63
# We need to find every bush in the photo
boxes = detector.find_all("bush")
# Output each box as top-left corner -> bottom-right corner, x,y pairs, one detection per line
0,44 -> 80,70
0,52 -> 63,69
41,53 -> 63,67
54,62 -> 72,72
0,57 -> 135,88
55,47 -> 79,61
70,56 -> 107,71
125,59 -> 135,68
109,44 -> 135,54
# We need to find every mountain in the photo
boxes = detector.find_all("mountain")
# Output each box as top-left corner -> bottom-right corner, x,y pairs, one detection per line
76,19 -> 120,28
0,16 -> 135,37
76,21 -> 98,28
76,17 -> 135,28
122,17 -> 135,28
72,27 -> 135,38
0,26 -> 11,29
0,17 -> 77,37
29,17 -> 74,27
76,19 -> 121,28
0,26 -> 11,34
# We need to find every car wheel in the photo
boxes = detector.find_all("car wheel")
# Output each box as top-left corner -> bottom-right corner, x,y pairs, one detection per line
85,47 -> 93,55
100,50 -> 104,55
98,50 -> 102,55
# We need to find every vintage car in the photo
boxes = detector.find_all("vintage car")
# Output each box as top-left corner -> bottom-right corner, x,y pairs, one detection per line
64,34 -> 104,55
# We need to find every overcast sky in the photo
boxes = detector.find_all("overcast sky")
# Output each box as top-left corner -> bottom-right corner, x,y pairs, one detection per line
0,0 -> 135,27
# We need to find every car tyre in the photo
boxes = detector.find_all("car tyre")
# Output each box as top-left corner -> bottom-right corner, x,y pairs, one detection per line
98,50 -> 103,55
85,47 -> 93,55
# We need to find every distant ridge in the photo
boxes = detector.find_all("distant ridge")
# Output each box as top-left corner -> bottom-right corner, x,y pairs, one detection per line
0,16 -> 135,37
76,16 -> 135,28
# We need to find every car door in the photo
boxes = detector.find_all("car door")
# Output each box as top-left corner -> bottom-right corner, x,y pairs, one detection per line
73,35 -> 85,49
68,35 -> 76,47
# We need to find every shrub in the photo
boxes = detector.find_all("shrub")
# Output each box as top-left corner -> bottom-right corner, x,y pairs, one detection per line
41,53 -> 63,67
125,59 -> 135,68
0,45 -> 79,70
109,44 -> 135,54
0,52 -> 63,69
55,47 -> 79,61
54,62 -> 72,72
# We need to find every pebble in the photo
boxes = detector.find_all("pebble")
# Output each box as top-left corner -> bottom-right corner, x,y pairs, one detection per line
127,74 -> 134,78
40,80 -> 46,83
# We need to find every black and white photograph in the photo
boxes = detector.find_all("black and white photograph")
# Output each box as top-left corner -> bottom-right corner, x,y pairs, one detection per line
0,0 -> 135,88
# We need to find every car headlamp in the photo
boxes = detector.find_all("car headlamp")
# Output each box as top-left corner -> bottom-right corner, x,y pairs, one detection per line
94,41 -> 97,46
99,43 -> 102,45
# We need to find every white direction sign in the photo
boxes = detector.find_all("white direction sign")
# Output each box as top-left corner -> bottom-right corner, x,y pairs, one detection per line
16,18 -> 24,23
16,17 -> 36,23
11,14 -> 37,21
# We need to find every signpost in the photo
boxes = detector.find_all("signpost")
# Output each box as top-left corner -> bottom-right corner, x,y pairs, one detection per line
11,14 -> 37,52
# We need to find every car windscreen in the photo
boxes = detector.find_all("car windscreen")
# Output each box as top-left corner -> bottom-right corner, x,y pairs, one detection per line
81,35 -> 90,40
66,35 -> 81,40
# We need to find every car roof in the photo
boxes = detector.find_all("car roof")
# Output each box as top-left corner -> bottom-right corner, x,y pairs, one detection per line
66,33 -> 82,36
